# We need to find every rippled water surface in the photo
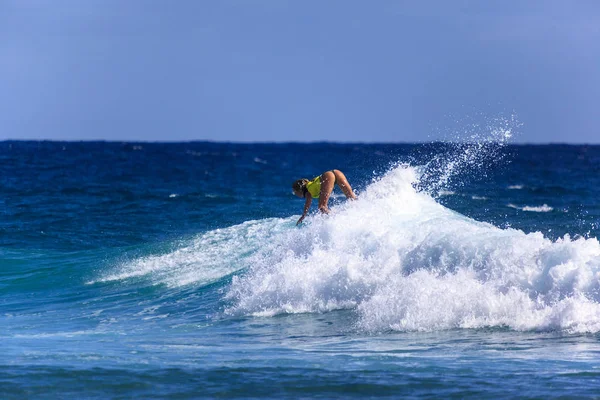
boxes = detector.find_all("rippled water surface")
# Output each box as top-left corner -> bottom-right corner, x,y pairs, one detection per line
2,141 -> 600,398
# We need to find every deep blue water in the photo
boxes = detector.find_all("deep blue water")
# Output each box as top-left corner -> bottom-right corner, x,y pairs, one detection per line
2,141 -> 600,399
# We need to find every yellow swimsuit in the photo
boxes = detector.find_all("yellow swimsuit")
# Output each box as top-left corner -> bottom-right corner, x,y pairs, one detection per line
305,176 -> 321,198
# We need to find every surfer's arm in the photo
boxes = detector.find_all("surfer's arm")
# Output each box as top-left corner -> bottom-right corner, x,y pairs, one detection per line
296,195 -> 312,225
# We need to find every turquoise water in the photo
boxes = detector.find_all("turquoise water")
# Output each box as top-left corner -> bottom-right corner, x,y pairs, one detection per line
2,140 -> 600,398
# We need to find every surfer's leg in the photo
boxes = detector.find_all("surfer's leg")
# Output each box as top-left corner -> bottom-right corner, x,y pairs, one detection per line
318,171 -> 335,213
333,170 -> 357,199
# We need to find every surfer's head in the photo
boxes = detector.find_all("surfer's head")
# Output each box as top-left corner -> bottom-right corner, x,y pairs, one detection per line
292,179 -> 309,198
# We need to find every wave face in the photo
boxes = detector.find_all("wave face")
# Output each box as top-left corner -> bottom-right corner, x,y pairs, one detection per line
224,165 -> 600,333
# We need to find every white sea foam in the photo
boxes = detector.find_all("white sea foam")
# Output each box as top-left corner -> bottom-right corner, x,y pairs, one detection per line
439,190 -> 455,196
522,204 -> 554,212
508,184 -> 524,190
508,203 -> 554,212
254,157 -> 267,164
223,165 -> 600,333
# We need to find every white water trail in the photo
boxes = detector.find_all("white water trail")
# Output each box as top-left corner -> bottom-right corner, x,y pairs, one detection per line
90,218 -> 291,288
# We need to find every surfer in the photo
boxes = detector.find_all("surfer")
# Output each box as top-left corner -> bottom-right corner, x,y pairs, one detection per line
292,169 -> 357,225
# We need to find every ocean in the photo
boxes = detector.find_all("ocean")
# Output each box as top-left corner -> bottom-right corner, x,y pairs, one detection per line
1,139 -> 600,398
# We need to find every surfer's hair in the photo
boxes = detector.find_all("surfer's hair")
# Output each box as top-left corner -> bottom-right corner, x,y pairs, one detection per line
292,179 -> 309,193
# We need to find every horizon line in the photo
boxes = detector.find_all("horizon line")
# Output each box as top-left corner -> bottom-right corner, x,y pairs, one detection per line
1,139 -> 599,146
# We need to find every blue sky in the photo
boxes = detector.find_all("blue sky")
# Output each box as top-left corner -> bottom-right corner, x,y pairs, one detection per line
1,1 -> 599,143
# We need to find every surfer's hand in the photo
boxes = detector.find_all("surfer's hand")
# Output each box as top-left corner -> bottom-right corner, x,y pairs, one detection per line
296,216 -> 304,225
